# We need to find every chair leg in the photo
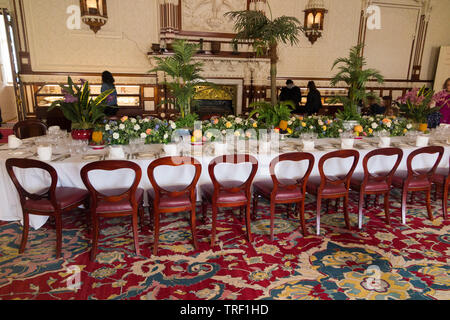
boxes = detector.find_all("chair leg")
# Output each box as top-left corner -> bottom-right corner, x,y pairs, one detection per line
343,195 -> 351,230
90,213 -> 99,261
335,198 -> 340,212
270,201 -> 276,241
245,203 -> 253,243
358,192 -> 365,230
443,183 -> 448,219
252,194 -> 258,221
299,200 -> 307,236
131,211 -> 140,256
19,212 -> 30,254
426,189 -> 433,221
316,197 -> 322,236
384,192 -> 391,226
55,215 -> 63,258
401,188 -> 408,225
375,195 -> 380,207
190,207 -> 198,250
152,210 -> 160,256
210,206 -> 218,248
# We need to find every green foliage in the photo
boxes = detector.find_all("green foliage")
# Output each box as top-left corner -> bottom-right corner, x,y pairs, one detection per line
330,44 -> 384,121
175,113 -> 199,129
248,101 -> 294,127
225,5 -> 303,104
149,40 -> 207,119
49,77 -> 114,129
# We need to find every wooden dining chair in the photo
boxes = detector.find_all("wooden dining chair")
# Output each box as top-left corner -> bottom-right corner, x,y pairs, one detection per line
201,154 -> 258,247
432,157 -> 449,219
391,146 -> 444,224
306,150 -> 360,236
6,158 -> 89,258
147,156 -> 202,255
349,148 -> 403,229
13,119 -> 47,140
252,152 -> 315,240
80,160 -> 145,261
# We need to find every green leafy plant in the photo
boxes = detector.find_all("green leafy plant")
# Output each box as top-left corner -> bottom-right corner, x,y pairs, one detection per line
149,40 -> 208,119
174,113 -> 199,129
49,77 -> 115,130
226,5 -> 303,105
330,44 -> 384,121
248,101 -> 294,127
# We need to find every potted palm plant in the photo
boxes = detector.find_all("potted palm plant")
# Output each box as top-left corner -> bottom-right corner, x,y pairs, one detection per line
49,77 -> 115,140
225,4 -> 303,106
330,44 -> 384,130
150,40 -> 206,123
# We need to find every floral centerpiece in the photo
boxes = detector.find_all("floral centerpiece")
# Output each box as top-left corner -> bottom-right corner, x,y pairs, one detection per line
359,115 -> 413,137
49,77 -> 115,140
395,86 -> 444,131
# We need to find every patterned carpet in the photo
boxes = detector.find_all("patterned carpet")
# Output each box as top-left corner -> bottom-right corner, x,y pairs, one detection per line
0,190 -> 449,300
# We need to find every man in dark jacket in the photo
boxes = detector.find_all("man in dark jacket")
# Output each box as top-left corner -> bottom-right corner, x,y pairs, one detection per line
279,80 -> 302,113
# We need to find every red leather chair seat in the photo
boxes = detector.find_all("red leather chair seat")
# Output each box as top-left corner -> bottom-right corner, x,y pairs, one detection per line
24,187 -> 89,212
96,188 -> 144,213
350,172 -> 391,192
148,185 -> 194,209
432,168 -> 449,185
201,181 -> 247,203
254,179 -> 304,201
392,170 -> 432,189
306,177 -> 348,196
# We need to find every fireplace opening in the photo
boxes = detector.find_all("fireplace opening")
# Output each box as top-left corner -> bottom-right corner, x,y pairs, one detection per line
192,85 -> 236,120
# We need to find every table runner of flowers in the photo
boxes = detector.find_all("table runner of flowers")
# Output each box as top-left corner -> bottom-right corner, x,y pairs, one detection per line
100,115 -> 415,145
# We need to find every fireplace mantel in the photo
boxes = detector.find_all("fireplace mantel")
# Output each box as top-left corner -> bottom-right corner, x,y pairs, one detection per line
148,54 -> 271,86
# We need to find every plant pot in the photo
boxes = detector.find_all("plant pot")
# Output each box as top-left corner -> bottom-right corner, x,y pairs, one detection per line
279,120 -> 288,131
151,43 -> 161,53
211,41 -> 221,54
71,129 -> 93,140
343,120 -> 360,131
418,123 -> 428,132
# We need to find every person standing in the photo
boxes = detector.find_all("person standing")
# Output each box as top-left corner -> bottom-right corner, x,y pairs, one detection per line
305,81 -> 322,115
101,71 -> 118,117
279,79 -> 302,113
438,77 -> 450,124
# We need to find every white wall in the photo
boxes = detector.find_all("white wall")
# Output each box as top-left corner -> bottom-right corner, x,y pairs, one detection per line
0,0 -> 17,122
24,0 -> 160,73
17,0 -> 450,82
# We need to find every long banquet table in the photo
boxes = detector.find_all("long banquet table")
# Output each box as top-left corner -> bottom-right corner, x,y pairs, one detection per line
0,137 -> 448,230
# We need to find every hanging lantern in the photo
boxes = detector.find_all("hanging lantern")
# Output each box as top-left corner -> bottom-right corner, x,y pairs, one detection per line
80,0 -> 108,34
304,0 -> 328,45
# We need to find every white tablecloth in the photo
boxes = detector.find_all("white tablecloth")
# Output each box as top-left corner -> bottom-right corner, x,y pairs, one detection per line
0,137 -> 448,230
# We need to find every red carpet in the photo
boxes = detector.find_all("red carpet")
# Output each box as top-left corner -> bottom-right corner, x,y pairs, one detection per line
0,191 -> 448,300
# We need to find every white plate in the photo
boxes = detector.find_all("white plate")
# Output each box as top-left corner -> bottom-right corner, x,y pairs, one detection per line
82,155 -> 102,161
136,152 -> 157,159
8,151 -> 30,156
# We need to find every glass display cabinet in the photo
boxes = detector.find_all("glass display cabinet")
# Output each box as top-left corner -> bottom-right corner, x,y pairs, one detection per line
35,84 -> 141,108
